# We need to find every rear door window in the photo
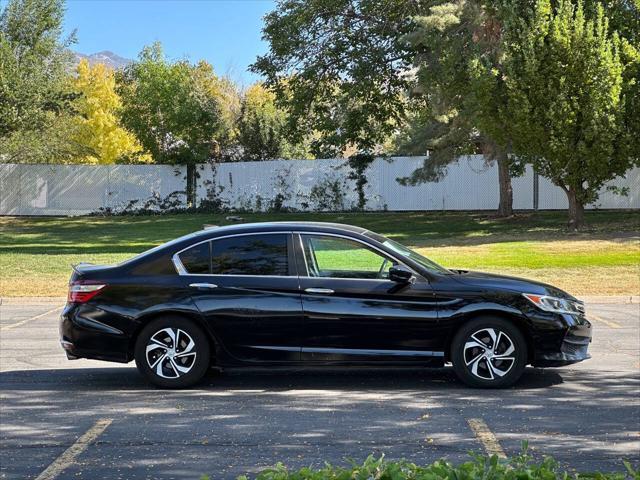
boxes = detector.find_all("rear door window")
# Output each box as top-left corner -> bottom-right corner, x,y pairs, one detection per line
211,234 -> 289,276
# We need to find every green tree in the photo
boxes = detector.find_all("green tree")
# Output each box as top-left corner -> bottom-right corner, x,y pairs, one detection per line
237,84 -> 286,160
0,116 -> 88,163
252,0 -> 419,153
584,0 -> 639,42
237,83 -> 310,160
117,43 -> 225,203
253,0 -> 522,216
118,43 -> 223,165
505,0 -> 639,229
190,61 -> 242,160
0,0 -> 82,163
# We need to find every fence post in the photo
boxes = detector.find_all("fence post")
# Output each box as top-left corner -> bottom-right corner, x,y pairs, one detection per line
106,166 -> 111,211
18,164 -> 23,215
533,168 -> 539,211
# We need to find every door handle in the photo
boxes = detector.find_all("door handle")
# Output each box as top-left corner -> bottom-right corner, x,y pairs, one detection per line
189,282 -> 218,289
304,288 -> 334,295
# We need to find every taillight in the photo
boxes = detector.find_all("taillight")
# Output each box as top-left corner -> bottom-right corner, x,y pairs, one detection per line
68,281 -> 107,303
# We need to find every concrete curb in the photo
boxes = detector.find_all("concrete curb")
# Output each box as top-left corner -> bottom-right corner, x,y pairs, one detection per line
0,297 -> 66,305
577,296 -> 639,304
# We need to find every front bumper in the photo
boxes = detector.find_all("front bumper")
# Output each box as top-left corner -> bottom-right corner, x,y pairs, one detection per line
532,316 -> 592,367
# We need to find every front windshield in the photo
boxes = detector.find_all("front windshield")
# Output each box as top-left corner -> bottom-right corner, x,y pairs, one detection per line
364,232 -> 451,274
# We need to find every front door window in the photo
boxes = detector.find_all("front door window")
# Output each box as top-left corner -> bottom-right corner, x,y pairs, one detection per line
301,235 -> 394,279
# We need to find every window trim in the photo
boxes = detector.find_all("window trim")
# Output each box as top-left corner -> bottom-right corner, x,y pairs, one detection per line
173,230 -> 418,280
172,231 -> 294,277
294,232 -> 417,280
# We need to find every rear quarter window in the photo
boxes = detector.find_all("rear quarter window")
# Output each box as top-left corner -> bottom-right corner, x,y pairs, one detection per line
178,242 -> 211,274
130,254 -> 177,275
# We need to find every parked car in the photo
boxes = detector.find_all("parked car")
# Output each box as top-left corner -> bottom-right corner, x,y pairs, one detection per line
60,222 -> 592,388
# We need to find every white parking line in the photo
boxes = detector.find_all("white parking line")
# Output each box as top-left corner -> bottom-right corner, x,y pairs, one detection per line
467,418 -> 507,458
589,315 -> 622,329
34,418 -> 112,480
0,306 -> 63,331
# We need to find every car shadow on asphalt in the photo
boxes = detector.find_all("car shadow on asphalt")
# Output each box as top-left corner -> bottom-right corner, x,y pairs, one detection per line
0,365 -> 581,392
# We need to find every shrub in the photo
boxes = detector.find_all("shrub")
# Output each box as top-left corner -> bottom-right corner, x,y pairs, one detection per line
307,175 -> 347,211
201,445 -> 638,480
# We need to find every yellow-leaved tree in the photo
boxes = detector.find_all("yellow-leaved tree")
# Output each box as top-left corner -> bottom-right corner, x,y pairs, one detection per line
73,59 -> 148,164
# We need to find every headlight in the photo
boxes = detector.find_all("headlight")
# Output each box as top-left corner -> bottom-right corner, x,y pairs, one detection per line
522,293 -> 584,315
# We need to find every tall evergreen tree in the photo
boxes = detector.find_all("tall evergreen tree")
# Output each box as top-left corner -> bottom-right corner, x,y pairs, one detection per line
399,1 -> 521,216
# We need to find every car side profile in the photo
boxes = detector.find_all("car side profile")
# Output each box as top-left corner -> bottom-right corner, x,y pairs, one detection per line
60,222 -> 592,388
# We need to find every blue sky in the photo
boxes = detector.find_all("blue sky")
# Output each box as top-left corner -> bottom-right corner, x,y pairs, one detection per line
63,0 -> 275,86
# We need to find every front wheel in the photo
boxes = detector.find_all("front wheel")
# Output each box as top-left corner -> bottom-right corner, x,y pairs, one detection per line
451,317 -> 527,388
134,316 -> 211,388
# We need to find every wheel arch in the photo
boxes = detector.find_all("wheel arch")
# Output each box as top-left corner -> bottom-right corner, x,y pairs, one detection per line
127,309 -> 221,362
444,309 -> 534,363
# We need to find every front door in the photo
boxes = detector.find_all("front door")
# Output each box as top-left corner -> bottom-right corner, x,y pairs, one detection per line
178,232 -> 303,362
295,233 -> 442,363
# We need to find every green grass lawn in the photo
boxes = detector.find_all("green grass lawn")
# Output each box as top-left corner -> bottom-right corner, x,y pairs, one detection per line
1,210 -> 638,297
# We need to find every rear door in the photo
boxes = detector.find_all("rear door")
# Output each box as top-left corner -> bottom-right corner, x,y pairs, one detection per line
295,233 -> 442,363
176,232 -> 303,362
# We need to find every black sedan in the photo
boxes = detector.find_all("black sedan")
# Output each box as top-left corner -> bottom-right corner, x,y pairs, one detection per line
60,221 -> 592,388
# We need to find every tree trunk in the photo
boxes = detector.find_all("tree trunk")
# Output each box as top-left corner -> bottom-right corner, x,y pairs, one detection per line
566,187 -> 585,230
496,150 -> 513,217
186,163 -> 197,209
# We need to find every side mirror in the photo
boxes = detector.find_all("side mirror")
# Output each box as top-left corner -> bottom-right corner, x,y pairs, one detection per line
389,265 -> 415,284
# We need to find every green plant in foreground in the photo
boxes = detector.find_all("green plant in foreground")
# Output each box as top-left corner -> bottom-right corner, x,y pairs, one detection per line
201,444 -> 639,480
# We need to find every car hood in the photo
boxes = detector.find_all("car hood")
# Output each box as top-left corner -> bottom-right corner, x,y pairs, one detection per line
449,270 -> 575,300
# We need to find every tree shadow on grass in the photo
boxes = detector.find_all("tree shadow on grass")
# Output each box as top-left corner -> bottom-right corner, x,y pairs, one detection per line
2,211 -> 639,256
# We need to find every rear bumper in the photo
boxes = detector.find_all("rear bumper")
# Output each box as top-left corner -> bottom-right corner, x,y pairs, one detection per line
533,317 -> 592,367
59,304 -> 131,363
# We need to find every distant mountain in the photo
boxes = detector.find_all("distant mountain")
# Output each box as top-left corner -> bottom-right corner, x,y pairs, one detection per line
74,51 -> 132,70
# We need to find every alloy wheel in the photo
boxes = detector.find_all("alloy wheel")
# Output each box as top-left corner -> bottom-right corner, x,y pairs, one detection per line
463,327 -> 516,380
145,327 -> 197,379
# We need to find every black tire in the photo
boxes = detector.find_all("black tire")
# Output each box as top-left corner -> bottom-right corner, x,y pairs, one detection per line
134,315 -> 210,389
451,316 -> 527,388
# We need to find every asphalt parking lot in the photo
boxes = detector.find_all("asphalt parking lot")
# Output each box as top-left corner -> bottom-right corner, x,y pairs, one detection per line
1,299 -> 638,479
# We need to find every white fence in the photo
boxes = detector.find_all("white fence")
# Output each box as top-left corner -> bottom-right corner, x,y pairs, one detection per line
0,164 -> 186,216
1,156 -> 639,216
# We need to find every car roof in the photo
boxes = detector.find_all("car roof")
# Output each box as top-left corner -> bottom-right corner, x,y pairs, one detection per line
201,221 -> 368,236
146,221 -> 371,255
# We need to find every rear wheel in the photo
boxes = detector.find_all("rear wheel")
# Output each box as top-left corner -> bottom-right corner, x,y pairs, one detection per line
451,317 -> 527,388
134,316 -> 210,388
